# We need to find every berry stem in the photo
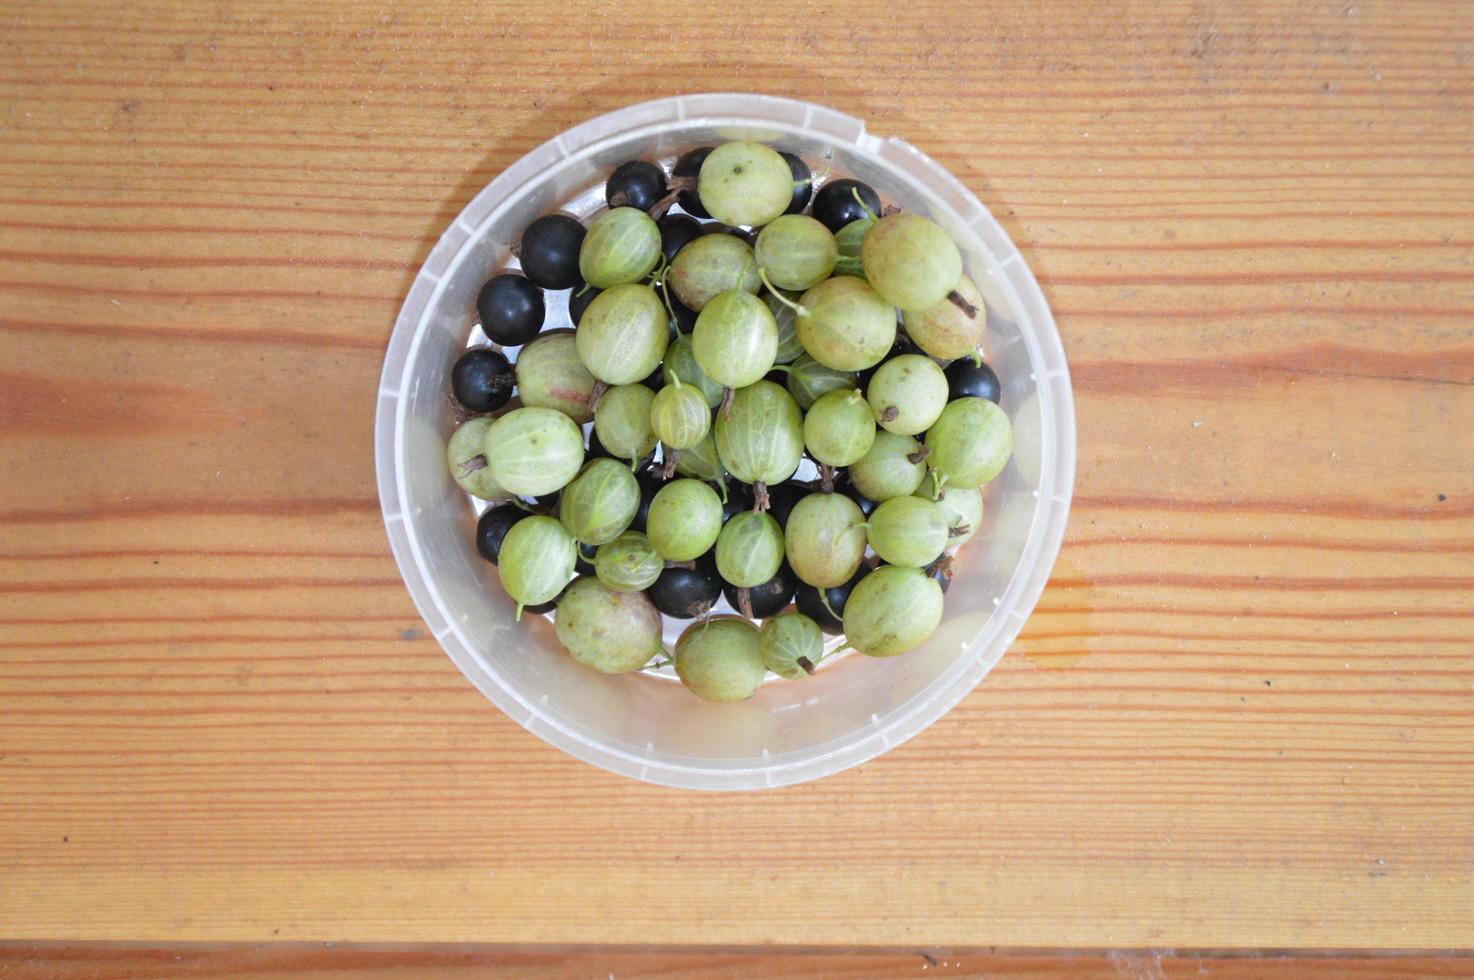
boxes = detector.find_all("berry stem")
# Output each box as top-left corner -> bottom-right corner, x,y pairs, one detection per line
969,349 -> 983,368
736,587 -> 755,620
906,445 -> 931,465
818,464 -> 837,492
456,454 -> 488,476
759,269 -> 806,314
752,481 -> 770,512
588,380 -> 608,413
661,449 -> 679,479
719,385 -> 734,419
818,591 -> 842,623
797,656 -> 816,675
879,406 -> 899,423
946,289 -> 979,319
850,186 -> 879,224
948,523 -> 971,538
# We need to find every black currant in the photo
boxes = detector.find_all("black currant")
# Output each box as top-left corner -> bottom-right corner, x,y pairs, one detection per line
629,469 -> 665,532
648,552 -> 722,619
519,214 -> 585,290
606,160 -> 666,211
812,178 -> 881,233
474,505 -> 528,564
450,348 -> 514,413
779,150 -> 812,215
764,481 -> 807,528
795,565 -> 869,635
722,482 -> 755,522
476,273 -> 544,347
658,213 -> 704,263
723,563 -> 797,619
672,146 -> 713,218
568,285 -> 600,326
944,358 -> 1002,404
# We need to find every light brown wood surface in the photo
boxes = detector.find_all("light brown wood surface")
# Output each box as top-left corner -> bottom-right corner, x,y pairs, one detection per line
1,0 -> 1471,956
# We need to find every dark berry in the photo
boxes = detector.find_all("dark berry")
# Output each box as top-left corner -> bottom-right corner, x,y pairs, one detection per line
795,566 -> 869,635
450,348 -> 514,413
669,294 -> 698,333
722,483 -> 755,523
630,469 -> 665,532
643,365 -> 665,391
779,151 -> 812,215
944,358 -> 1002,404
812,179 -> 881,233
658,213 -> 703,263
519,214 -> 585,290
701,222 -> 757,245
838,480 -> 878,517
764,481 -> 807,528
569,286 -> 600,326
474,505 -> 527,564
723,563 -> 797,619
606,160 -> 666,212
648,552 -> 721,619
673,146 -> 713,218
476,273 -> 544,346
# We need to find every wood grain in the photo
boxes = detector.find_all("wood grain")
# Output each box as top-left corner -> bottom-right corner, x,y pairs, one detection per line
2,0 -> 1472,953
2,946 -> 1472,980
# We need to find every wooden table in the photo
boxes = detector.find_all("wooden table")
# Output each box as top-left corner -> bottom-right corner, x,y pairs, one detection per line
3,0 -> 1471,972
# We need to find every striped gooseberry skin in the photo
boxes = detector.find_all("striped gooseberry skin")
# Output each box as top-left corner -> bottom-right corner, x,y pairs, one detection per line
715,511 -> 784,589
793,275 -> 896,372
917,473 -> 983,547
557,457 -> 640,547
713,380 -> 803,494
866,354 -> 949,436
783,492 -> 867,589
696,142 -> 794,228
592,383 -> 657,463
662,334 -> 725,409
575,283 -> 668,385
846,429 -> 927,502
842,565 -> 945,658
594,531 -> 664,593
865,495 -> 949,568
860,212 -> 962,312
650,377 -> 712,451
903,273 -> 986,360
802,388 -> 876,468
754,213 -> 838,292
692,289 -> 778,389
673,430 -> 724,484
924,396 -> 1014,490
674,616 -> 766,702
554,576 -> 663,673
786,353 -> 857,410
759,612 -> 824,679
446,417 -> 511,501
669,233 -> 761,312
578,207 -> 661,288
498,515 -> 578,615
482,407 -> 585,497
646,478 -> 723,561
514,330 -> 596,423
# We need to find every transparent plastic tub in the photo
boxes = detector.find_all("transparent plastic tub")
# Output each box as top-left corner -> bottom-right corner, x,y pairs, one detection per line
375,94 -> 1075,790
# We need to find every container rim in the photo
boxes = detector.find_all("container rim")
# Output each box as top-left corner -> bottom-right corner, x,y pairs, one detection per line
375,93 -> 1076,790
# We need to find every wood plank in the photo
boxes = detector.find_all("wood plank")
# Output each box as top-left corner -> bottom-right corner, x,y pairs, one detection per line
1,0 -> 1471,951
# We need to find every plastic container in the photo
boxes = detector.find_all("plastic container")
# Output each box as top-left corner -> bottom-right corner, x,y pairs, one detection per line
375,94 -> 1075,790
